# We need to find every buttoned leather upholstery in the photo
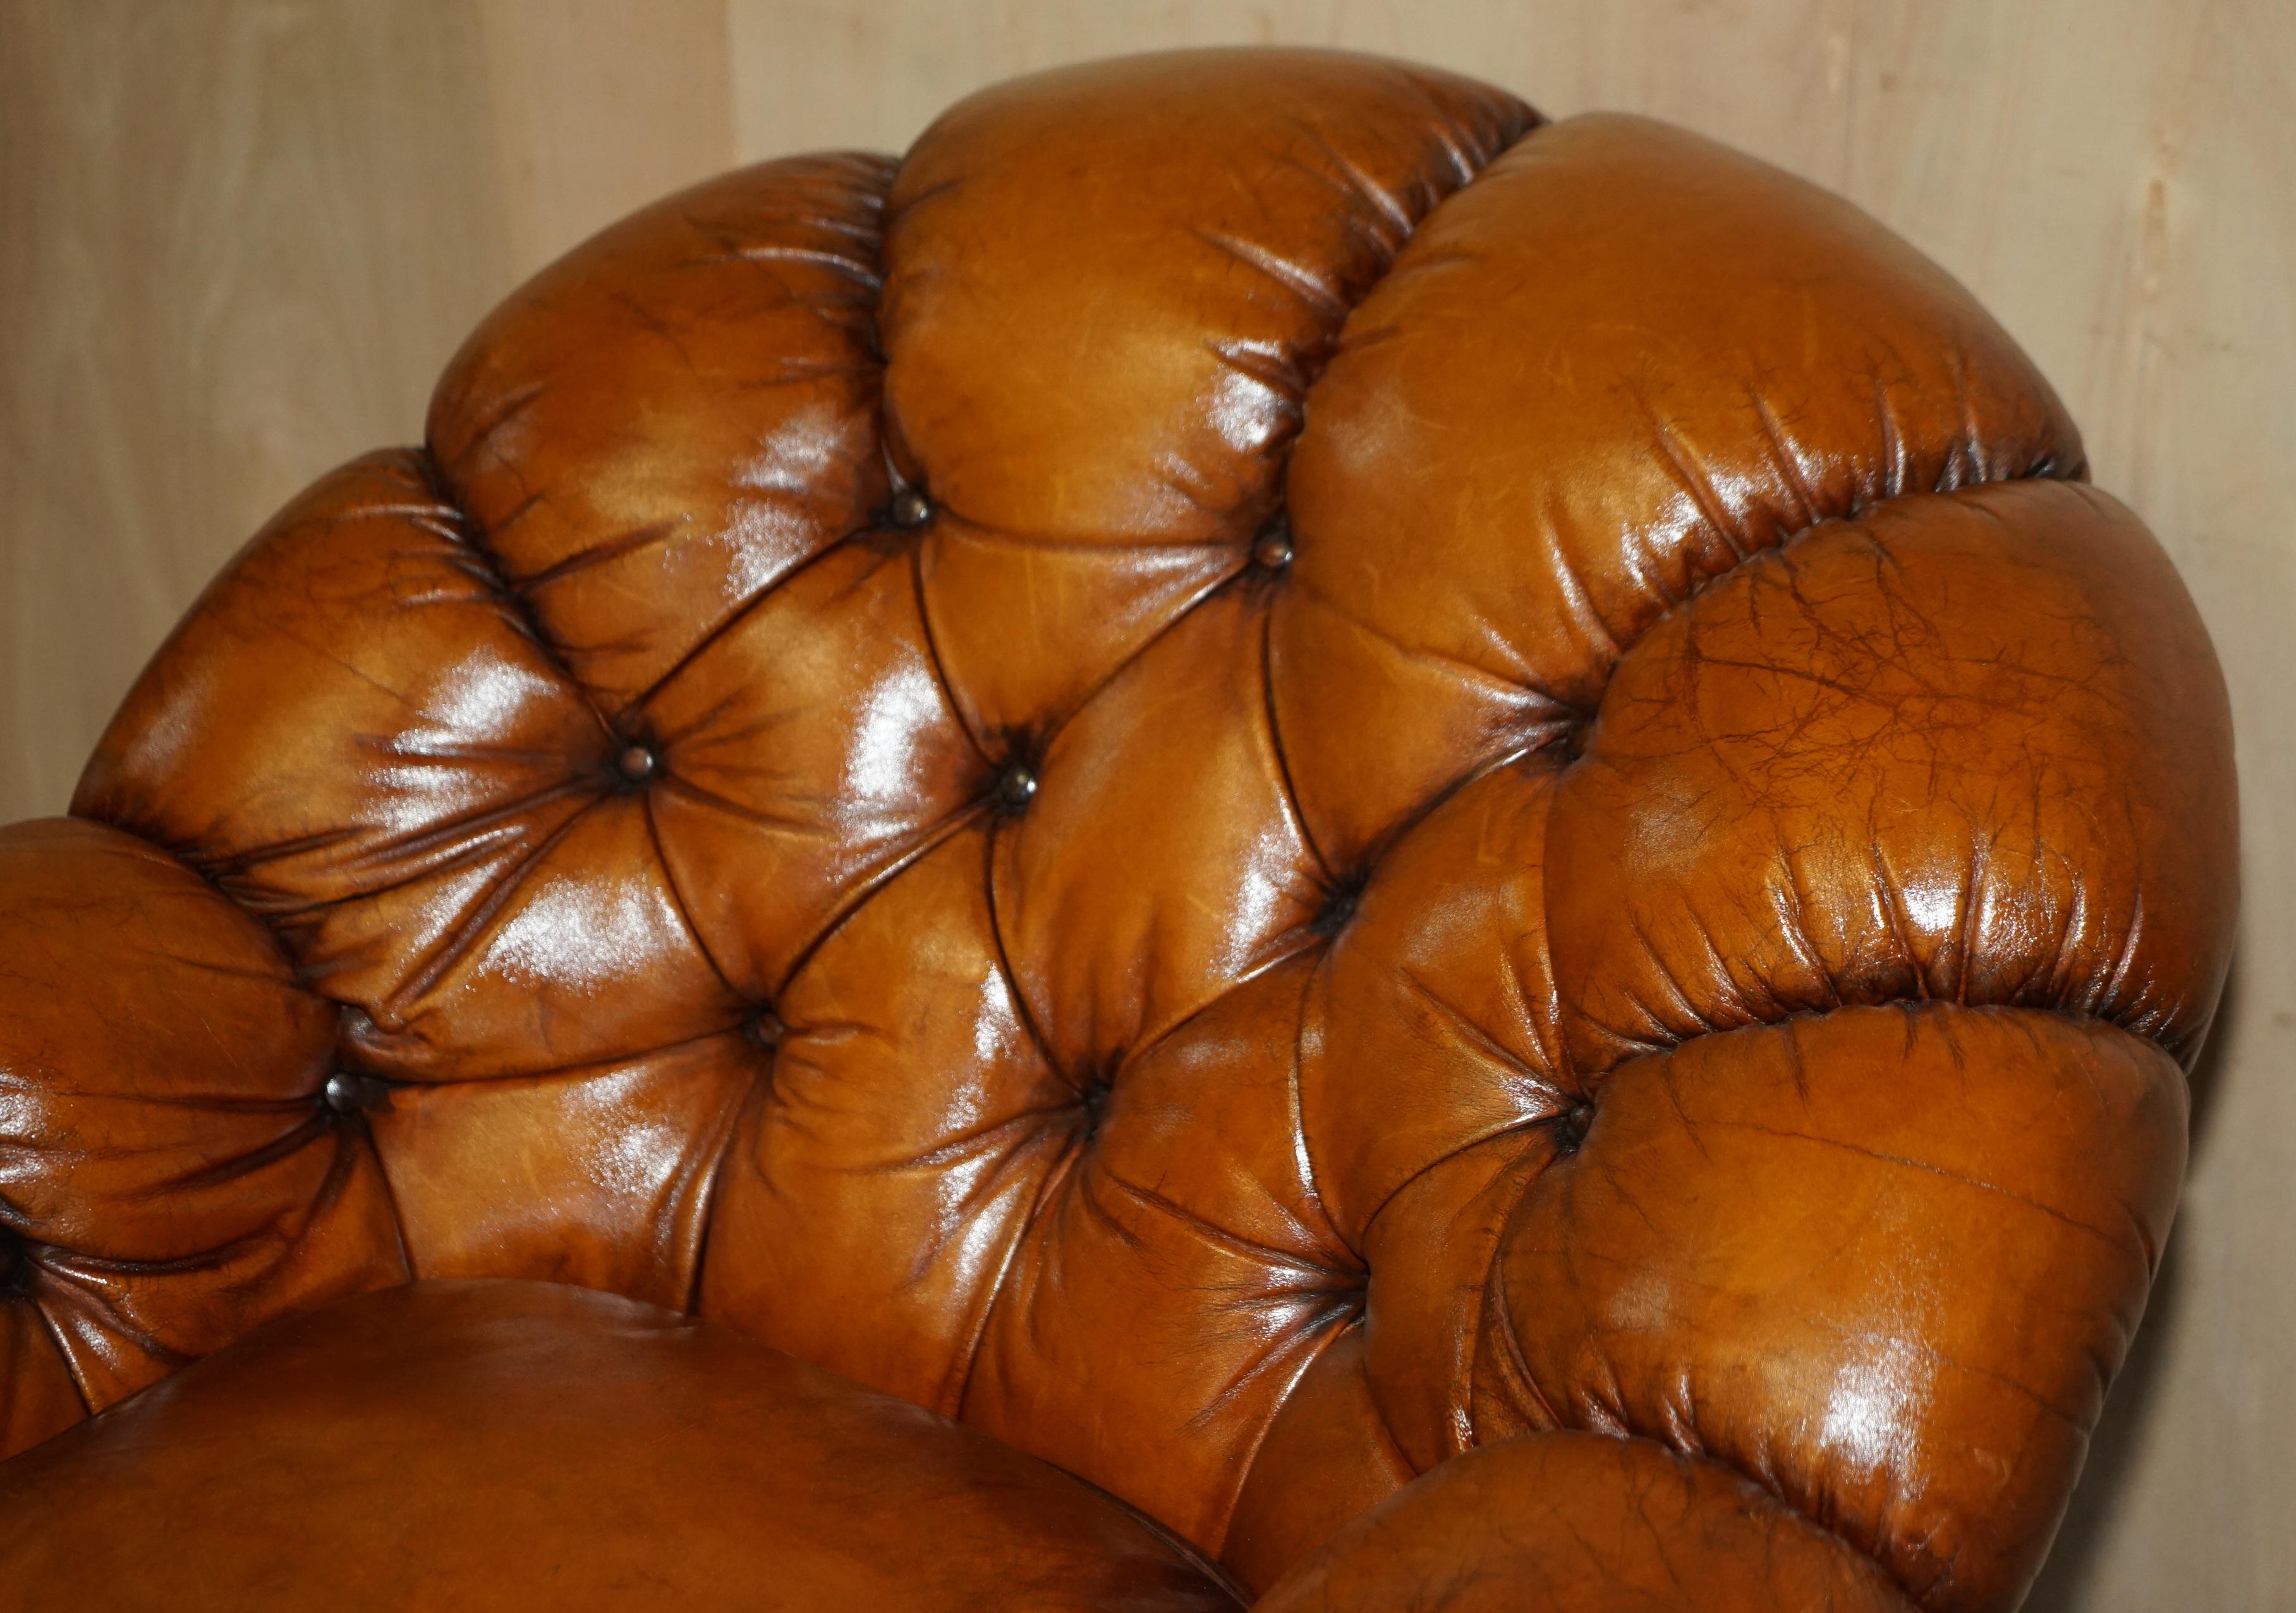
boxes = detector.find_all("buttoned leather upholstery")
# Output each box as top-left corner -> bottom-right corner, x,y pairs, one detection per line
0,48 -> 2237,1613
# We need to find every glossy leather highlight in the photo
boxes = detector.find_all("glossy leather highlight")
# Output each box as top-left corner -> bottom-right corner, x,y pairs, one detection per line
0,46 -> 2237,1613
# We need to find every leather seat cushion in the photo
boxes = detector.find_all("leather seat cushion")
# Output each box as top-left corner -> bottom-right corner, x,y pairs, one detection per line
0,1280 -> 1239,1611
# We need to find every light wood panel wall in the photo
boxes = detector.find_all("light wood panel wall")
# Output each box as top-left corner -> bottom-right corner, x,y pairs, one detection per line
0,0 -> 734,822
4,4 -> 2289,1607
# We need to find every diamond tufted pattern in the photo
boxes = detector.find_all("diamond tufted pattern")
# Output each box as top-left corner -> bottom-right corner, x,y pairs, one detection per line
0,47 -> 2238,1613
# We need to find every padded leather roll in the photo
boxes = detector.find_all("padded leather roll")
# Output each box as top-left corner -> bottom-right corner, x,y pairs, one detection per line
0,45 -> 2234,1613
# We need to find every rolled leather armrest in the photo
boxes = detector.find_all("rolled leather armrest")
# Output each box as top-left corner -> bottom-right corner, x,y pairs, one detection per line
1257,1430 -> 1914,1612
1270,472 -> 2228,1610
1466,1003 -> 2186,1612
0,819 -> 404,1459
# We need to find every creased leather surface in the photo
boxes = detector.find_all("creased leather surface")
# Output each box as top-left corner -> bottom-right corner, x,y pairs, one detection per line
0,44 -> 2238,1613
1256,1431 -> 1919,1612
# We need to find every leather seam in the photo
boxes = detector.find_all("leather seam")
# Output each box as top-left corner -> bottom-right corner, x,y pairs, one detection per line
908,535 -> 994,769
21,1279 -> 98,1420
1464,1152 -> 1560,1445
681,1062 -> 774,1316
367,790 -> 607,1023
1282,949 -> 1356,1262
1590,459 -> 2086,726
336,1115 -> 415,1287
410,444 -> 616,742
1208,1302 -> 1363,1558
1606,1431 -> 1924,1611
638,785 -> 747,1007
1575,985 -> 2184,1089
763,795 -> 993,1003
20,1259 -> 191,1412
199,776 -> 605,920
1259,599 -> 1332,885
937,817 -> 1074,1415
619,520 -> 870,717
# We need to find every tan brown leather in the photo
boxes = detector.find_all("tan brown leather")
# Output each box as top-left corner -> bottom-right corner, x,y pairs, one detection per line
1256,1431 -> 1917,1612
0,45 -> 2237,1612
0,1280 -> 1239,1610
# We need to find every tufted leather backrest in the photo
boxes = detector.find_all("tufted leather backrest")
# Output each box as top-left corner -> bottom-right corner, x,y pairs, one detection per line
1,48 -> 2237,1612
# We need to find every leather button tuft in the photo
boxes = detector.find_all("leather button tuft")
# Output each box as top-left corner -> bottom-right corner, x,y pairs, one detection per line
994,764 -> 1038,813
1313,876 -> 1364,935
889,487 -> 933,528
1552,1103 -> 1594,1156
1076,1077 -> 1111,1137
749,1008 -> 786,1049
321,1072 -> 385,1116
1251,519 -> 1294,573
616,744 -> 658,783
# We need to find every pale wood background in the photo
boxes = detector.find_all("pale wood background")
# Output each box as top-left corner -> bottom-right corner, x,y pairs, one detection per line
4,3 -> 2289,1606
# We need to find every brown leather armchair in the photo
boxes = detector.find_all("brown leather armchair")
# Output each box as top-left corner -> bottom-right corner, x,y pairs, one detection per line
0,49 -> 2237,1612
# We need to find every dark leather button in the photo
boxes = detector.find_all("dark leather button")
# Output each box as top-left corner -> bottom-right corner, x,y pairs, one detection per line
889,487 -> 933,528
994,764 -> 1038,813
617,744 -> 658,782
321,1072 -> 384,1115
749,1008 -> 786,1049
1076,1077 -> 1112,1137
1552,1103 -> 1594,1156
1251,519 -> 1293,573
1313,876 -> 1363,935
